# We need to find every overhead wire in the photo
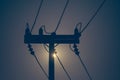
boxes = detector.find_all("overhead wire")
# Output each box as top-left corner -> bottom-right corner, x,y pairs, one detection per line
33,53 -> 49,79
78,55 -> 93,80
55,53 -> 72,80
26,0 -> 49,79
31,0 -> 44,32
52,0 -> 69,48
54,0 -> 69,33
81,0 -> 106,33
26,0 -> 106,79
72,0 -> 106,79
27,44 -> 49,79
69,44 -> 93,80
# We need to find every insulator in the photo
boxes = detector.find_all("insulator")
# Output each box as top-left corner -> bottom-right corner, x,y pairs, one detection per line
39,27 -> 43,35
31,51 -> 34,55
29,48 -> 33,52
74,48 -> 78,52
73,44 -> 77,48
74,28 -> 79,34
73,44 -> 80,56
28,44 -> 31,48
27,44 -> 35,55
74,27 -> 81,37
25,23 -> 31,35
75,51 -> 79,56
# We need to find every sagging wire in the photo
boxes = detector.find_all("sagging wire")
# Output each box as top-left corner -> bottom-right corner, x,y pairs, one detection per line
27,44 -> 49,79
40,0 -> 70,48
25,22 -> 48,79
78,55 -> 93,80
54,0 -> 69,33
81,0 -> 106,33
25,1 -> 50,78
31,0 -> 44,32
69,44 -> 93,80
33,54 -> 49,79
68,0 -> 107,79
55,52 -> 72,80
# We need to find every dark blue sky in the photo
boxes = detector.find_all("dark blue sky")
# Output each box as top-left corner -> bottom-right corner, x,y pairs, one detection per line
0,0 -> 120,80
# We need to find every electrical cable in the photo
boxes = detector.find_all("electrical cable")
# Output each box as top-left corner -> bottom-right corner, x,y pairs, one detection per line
55,53 -> 72,80
81,0 -> 106,33
31,0 -> 44,32
78,55 -> 93,80
26,0 -> 106,79
33,54 -> 49,79
69,44 -> 93,80
27,44 -> 49,79
54,0 -> 69,33
26,1 -> 48,78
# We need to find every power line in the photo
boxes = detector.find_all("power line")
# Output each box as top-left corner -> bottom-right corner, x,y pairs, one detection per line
27,44 -> 49,79
31,0 -> 44,32
26,0 -> 48,77
78,55 -> 93,80
55,53 -> 72,80
69,44 -> 93,80
54,0 -> 69,33
81,0 -> 106,33
25,0 -> 107,80
27,0 -> 48,78
33,54 -> 49,79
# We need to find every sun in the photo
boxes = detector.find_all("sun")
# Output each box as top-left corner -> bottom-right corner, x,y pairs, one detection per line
53,51 -> 57,58
53,53 -> 56,58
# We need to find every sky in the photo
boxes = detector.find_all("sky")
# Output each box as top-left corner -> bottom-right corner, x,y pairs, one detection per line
0,0 -> 120,80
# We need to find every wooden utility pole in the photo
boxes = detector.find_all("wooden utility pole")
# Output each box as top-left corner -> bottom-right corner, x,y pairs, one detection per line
24,27 -> 81,80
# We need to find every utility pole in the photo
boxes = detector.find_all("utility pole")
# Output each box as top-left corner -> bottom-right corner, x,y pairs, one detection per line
24,27 -> 81,80
49,43 -> 54,80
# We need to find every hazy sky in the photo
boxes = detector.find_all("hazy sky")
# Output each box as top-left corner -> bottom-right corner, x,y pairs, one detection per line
0,0 -> 120,80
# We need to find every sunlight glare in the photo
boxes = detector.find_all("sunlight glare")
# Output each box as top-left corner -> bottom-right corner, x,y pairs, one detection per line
53,53 -> 56,58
